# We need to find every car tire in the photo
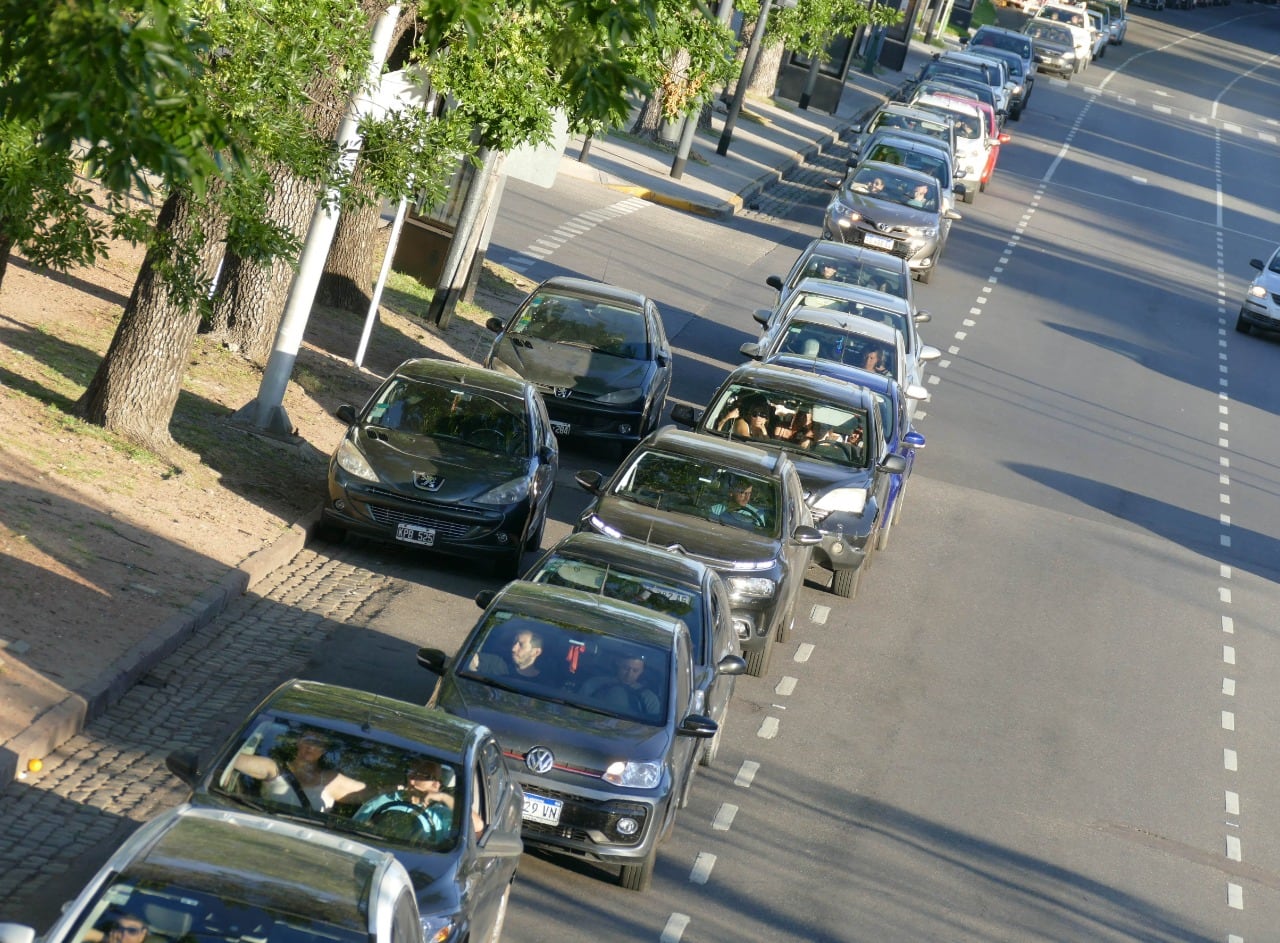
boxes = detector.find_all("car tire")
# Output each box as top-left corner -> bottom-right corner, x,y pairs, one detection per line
745,642 -> 772,678
980,177 -> 988,193
619,844 -> 657,892
1236,311 -> 1252,334
962,187 -> 976,204
485,883 -> 512,943
831,565 -> 862,599
701,703 -> 727,767
1010,105 -> 1022,122
917,266 -> 932,285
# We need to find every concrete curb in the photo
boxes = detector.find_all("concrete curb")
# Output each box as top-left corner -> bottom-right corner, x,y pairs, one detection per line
0,509 -> 320,785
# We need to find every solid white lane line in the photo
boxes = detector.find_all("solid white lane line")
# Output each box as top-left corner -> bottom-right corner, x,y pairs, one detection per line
734,761 -> 759,787
660,914 -> 690,942
689,852 -> 716,885
712,804 -> 738,831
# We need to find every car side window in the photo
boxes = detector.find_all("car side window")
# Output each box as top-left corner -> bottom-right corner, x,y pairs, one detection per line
675,634 -> 693,711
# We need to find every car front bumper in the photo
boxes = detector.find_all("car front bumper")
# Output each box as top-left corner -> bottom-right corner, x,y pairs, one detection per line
1240,296 -> 1280,331
823,214 -> 942,272
514,774 -> 670,866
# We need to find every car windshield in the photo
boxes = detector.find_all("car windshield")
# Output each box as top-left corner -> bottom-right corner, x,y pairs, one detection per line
847,168 -> 938,212
509,290 -> 649,359
788,290 -> 912,351
771,317 -> 897,378
365,377 -> 530,456
1026,22 -> 1072,44
873,112 -> 951,145
60,877 -> 366,943
865,144 -> 948,188
457,609 -> 672,725
1040,7 -> 1087,26
792,252 -> 907,299
920,77 -> 994,110
528,555 -> 705,662
611,448 -> 781,537
704,383 -> 872,469
210,716 -> 466,852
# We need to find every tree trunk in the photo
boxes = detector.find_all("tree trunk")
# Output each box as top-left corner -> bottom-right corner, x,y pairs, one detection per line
77,190 -> 226,451
748,39 -> 785,98
0,230 -> 11,290
206,166 -> 317,363
631,93 -> 666,140
317,195 -> 383,314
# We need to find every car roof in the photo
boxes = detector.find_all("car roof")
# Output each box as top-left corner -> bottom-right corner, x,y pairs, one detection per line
789,276 -> 912,314
913,91 -> 982,117
967,45 -> 1024,67
393,358 -> 533,401
941,51 -> 1003,74
855,159 -> 940,188
538,275 -> 650,308
863,133 -> 953,164
775,305 -> 904,346
491,580 -> 686,647
121,806 -> 397,930
971,24 -> 1034,42
260,679 -> 483,762
793,238 -> 910,273
536,531 -> 712,588
766,355 -> 901,398
645,426 -> 789,478
721,360 -> 880,410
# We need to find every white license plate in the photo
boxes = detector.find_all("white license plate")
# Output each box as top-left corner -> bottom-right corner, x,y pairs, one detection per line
549,420 -> 572,435
395,522 -> 435,546
864,233 -> 895,250
522,792 -> 563,826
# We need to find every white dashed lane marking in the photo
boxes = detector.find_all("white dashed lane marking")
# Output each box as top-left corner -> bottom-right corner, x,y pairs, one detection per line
734,761 -> 759,787
660,914 -> 690,942
712,804 -> 737,831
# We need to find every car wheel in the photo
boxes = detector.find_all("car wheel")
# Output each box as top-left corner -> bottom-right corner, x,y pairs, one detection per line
618,844 -> 657,892
916,265 -> 932,285
745,642 -> 772,678
485,883 -> 512,943
1010,105 -> 1022,122
701,702 -> 727,767
831,565 -> 861,599
979,177 -> 988,193
962,186 -> 975,204
1236,311 -> 1252,334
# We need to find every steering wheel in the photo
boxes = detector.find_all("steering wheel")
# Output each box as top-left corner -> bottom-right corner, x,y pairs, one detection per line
369,800 -> 440,844
469,428 -> 507,452
723,505 -> 767,528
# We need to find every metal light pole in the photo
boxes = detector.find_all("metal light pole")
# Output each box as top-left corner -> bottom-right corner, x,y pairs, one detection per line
717,0 -> 781,156
671,0 -> 737,177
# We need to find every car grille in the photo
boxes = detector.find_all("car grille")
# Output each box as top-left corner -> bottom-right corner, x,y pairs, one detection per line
519,785 -> 649,846
365,495 -> 479,538
1271,292 -> 1280,306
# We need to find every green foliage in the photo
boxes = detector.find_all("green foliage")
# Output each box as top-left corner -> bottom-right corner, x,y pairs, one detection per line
745,0 -> 899,60
966,0 -> 999,30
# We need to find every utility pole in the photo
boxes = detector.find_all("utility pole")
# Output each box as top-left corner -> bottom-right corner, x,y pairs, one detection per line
717,0 -> 778,156
671,0 -> 736,177
240,5 -> 402,434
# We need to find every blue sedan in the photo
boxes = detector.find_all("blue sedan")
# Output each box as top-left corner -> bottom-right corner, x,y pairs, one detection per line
766,355 -> 925,550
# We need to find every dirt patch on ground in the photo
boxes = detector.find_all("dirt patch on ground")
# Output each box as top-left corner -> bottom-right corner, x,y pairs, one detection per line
0,230 -> 535,696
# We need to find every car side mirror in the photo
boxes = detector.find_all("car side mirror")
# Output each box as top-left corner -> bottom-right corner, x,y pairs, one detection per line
752,308 -> 772,327
417,647 -> 448,675
165,749 -> 201,787
1249,259 -> 1264,271
904,383 -> 930,402
740,342 -> 763,361
485,317 -> 505,334
477,832 -> 524,859
903,429 -> 926,449
766,274 -> 784,291
716,654 -> 748,677
920,345 -> 942,363
677,714 -> 719,739
336,404 -> 357,424
669,403 -> 701,428
998,132 -> 1011,144
575,469 -> 605,494
945,209 -> 962,221
914,310 -> 932,323
880,453 -> 908,476
655,352 -> 670,367
474,589 -> 497,609
538,445 -> 556,463
824,176 -> 842,189
791,524 -> 824,546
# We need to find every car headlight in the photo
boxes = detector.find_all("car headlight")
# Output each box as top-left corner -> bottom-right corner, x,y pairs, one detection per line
596,387 -> 645,406
335,438 -> 378,481
830,197 -> 861,224
1248,284 -> 1267,300
476,477 -> 530,505
420,914 -> 459,943
727,576 -> 776,601
604,760 -> 662,788
587,514 -> 623,538
905,225 -> 938,238
813,487 -> 868,515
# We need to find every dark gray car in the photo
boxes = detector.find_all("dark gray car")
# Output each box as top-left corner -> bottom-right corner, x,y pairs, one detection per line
573,427 -> 822,677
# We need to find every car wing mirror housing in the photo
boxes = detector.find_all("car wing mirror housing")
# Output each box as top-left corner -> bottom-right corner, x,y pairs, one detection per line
791,524 -> 824,546
575,469 -> 605,494
903,429 -> 926,449
165,749 -> 201,787
880,453 -> 908,475
478,832 -> 524,859
717,654 -> 748,676
485,316 -> 505,334
752,308 -> 772,327
904,383 -> 930,402
766,274 -> 784,291
678,714 -> 719,738
336,403 -> 358,424
669,403 -> 701,428
739,342 -> 764,361
920,344 -> 942,362
417,647 -> 448,675
474,589 -> 497,609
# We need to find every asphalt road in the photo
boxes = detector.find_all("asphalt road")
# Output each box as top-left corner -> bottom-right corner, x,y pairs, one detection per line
7,7 -> 1280,943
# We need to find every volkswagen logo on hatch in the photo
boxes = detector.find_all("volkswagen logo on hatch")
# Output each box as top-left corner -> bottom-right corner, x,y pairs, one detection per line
525,746 -> 555,774
413,472 -> 443,491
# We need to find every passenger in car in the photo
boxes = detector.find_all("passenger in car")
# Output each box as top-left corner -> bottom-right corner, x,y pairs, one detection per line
860,347 -> 893,376
82,910 -> 150,943
471,627 -> 547,680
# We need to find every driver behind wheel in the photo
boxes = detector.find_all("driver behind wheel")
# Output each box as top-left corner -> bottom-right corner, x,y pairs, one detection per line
353,758 -> 460,843
709,477 -> 767,531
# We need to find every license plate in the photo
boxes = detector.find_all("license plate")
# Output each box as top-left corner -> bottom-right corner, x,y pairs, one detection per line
864,233 -> 895,250
549,420 -> 571,435
395,522 -> 435,546
522,792 -> 563,826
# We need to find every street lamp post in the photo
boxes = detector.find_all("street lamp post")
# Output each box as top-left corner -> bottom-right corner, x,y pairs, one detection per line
718,0 -> 797,157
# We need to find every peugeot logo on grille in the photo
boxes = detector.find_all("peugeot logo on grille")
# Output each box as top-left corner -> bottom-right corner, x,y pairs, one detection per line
525,746 -> 555,774
413,472 -> 443,491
